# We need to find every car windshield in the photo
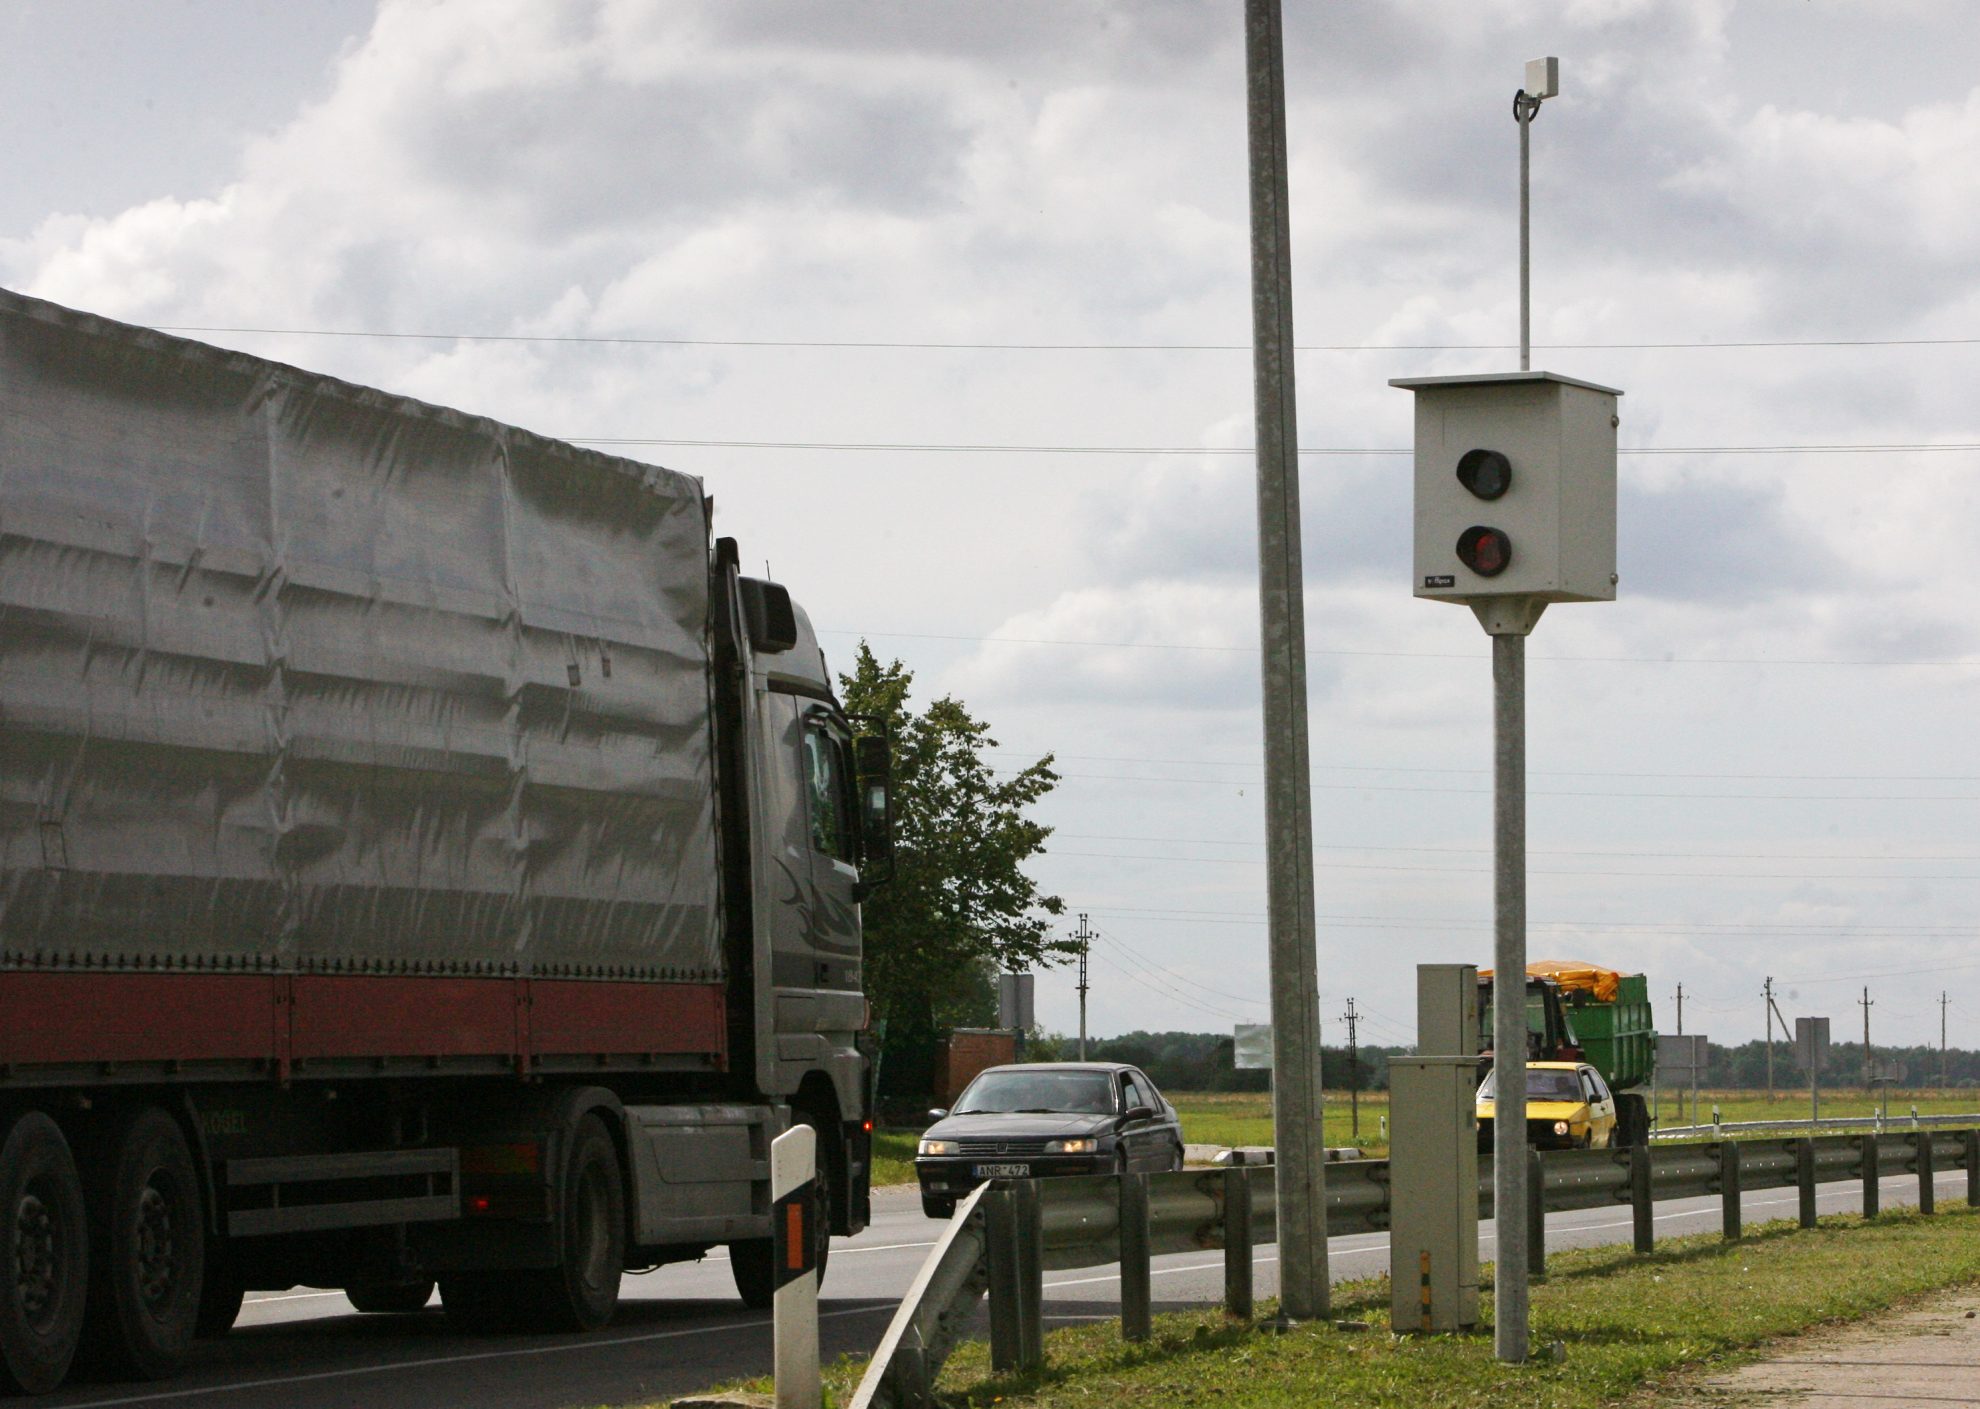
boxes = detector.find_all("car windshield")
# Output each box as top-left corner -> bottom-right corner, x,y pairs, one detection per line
1477,1068 -> 1584,1102
953,1071 -> 1117,1116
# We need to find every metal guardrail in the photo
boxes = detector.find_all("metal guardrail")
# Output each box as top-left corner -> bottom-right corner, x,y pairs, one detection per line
1651,1110 -> 1980,1140
849,1128 -> 1980,1409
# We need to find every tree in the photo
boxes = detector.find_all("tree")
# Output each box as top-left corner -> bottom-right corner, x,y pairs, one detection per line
840,644 -> 1071,1112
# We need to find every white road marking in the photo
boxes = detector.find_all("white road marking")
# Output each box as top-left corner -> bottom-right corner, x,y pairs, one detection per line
53,1303 -> 897,1408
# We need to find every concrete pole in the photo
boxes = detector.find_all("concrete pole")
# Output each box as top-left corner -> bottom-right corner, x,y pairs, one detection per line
1491,632 -> 1530,1364
1243,0 -> 1328,1323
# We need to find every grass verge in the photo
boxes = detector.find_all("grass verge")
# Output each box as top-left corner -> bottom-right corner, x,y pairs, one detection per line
713,1204 -> 1980,1408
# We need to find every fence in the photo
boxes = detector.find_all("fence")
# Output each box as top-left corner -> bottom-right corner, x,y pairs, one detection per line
1651,1109 -> 1980,1140
848,1128 -> 1980,1409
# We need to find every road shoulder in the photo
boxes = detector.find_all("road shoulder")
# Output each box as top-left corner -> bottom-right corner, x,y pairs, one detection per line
1665,1282 -> 1980,1407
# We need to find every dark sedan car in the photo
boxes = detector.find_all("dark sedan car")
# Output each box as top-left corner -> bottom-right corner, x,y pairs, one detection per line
914,1062 -> 1186,1218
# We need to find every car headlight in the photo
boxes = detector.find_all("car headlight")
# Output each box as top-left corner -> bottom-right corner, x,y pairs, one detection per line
1552,1121 -> 1569,1136
918,1139 -> 957,1157
1044,1138 -> 1099,1154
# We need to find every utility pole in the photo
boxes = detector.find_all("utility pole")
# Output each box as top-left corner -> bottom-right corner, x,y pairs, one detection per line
1858,986 -> 1874,1095
1674,982 -> 1684,1035
1940,991 -> 1951,1088
1242,0 -> 1328,1324
1774,981 -> 1805,1100
1341,998 -> 1361,1138
1073,914 -> 1092,1061
1766,983 -> 1791,1105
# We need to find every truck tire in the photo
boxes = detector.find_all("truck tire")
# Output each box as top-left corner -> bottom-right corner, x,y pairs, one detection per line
729,1238 -> 775,1310
194,1247 -> 244,1338
1615,1094 -> 1649,1149
511,1115 -> 624,1333
77,1108 -> 205,1380
344,1280 -> 435,1314
731,1110 -> 834,1308
1,1112 -> 90,1395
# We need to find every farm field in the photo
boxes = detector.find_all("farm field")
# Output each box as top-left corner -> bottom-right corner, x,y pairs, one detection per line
870,1088 -> 1980,1184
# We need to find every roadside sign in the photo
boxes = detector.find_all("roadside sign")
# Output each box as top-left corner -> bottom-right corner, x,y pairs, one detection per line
1794,1017 -> 1830,1073
1234,1023 -> 1274,1070
997,972 -> 1034,1031
1657,1034 -> 1708,1080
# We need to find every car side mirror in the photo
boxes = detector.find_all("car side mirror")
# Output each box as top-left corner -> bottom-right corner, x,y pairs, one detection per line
1118,1105 -> 1156,1125
927,1108 -> 949,1122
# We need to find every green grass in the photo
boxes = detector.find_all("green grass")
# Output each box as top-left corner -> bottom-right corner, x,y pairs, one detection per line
732,1205 -> 1979,1408
1173,1091 -> 1389,1157
873,1130 -> 917,1187
1652,1088 -> 1979,1130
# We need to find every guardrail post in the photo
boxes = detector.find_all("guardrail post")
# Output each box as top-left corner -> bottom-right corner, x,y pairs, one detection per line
1719,1140 -> 1741,1241
1967,1129 -> 1979,1208
1118,1171 -> 1151,1343
1796,1138 -> 1817,1228
987,1185 -> 1022,1374
1223,1166 -> 1253,1321
1860,1134 -> 1879,1220
1915,1132 -> 1935,1216
1526,1148 -> 1546,1282
1015,1178 -> 1044,1372
1629,1145 -> 1653,1254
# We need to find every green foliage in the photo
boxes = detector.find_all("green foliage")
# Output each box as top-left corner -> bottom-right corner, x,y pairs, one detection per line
841,644 -> 1070,1110
1081,1030 -> 1402,1093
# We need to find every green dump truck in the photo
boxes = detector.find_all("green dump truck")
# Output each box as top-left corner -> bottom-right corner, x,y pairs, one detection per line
1478,960 -> 1657,1146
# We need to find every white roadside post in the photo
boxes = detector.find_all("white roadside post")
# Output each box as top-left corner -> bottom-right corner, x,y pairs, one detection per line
771,1123 -> 822,1409
1390,55 -> 1624,1367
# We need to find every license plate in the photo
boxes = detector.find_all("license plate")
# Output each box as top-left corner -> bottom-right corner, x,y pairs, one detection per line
973,1163 -> 1031,1179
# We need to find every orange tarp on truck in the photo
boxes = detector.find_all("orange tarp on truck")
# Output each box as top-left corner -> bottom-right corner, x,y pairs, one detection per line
1478,959 -> 1628,1004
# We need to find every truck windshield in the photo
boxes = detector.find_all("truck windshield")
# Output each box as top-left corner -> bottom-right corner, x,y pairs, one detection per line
954,1071 -> 1116,1116
1478,1068 -> 1584,1103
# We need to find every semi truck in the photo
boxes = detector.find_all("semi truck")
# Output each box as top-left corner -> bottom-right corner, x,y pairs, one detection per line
1477,960 -> 1657,1146
0,291 -> 888,1394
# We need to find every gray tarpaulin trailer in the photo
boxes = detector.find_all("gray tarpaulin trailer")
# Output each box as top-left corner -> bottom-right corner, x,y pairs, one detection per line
0,291 -> 889,1394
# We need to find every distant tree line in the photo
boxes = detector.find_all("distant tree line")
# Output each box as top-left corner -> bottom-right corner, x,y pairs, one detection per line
1692,1038 -> 1980,1091
1026,1029 -> 1409,1094
1021,1031 -> 1980,1094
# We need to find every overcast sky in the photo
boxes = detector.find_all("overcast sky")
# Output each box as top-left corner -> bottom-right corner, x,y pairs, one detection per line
6,0 -> 1977,1062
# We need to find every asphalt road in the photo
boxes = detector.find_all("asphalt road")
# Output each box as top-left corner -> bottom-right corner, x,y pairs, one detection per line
39,1168 -> 1973,1409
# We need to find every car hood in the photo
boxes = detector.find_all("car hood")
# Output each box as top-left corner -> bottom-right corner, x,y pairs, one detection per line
1477,1099 -> 1590,1119
923,1112 -> 1116,1142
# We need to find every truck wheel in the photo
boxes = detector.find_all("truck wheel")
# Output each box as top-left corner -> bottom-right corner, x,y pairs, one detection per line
729,1238 -> 775,1310
194,1247 -> 244,1338
1,1112 -> 90,1395
78,1108 -> 205,1380
732,1110 -> 835,1309
1615,1094 -> 1648,1149
512,1116 -> 624,1333
345,1280 -> 435,1314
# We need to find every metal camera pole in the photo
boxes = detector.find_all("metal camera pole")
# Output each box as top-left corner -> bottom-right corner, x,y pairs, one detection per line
1489,57 -> 1555,1366
1243,0 -> 1329,1323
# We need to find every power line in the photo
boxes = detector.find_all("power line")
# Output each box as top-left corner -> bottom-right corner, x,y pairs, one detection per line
1088,947 -> 1250,1022
824,626 -> 1980,668
1045,848 -> 1980,882
570,434 -> 1980,458
1027,766 -> 1980,802
1093,931 -> 1266,1010
1052,831 -> 1980,863
1087,902 -> 1980,939
1010,753 -> 1980,785
153,323 -> 1980,354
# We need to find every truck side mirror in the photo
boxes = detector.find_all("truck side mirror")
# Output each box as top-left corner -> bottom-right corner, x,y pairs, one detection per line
853,732 -> 894,896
